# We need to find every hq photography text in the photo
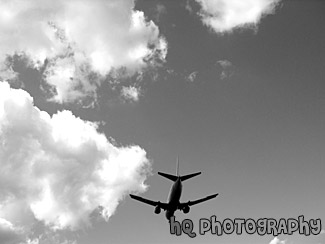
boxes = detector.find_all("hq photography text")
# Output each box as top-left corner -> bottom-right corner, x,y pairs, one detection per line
169,215 -> 322,238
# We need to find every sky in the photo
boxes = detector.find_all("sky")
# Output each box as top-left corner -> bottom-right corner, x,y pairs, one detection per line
0,0 -> 324,244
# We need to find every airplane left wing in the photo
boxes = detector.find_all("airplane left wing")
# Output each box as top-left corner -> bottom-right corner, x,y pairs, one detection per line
129,194 -> 168,210
180,193 -> 218,208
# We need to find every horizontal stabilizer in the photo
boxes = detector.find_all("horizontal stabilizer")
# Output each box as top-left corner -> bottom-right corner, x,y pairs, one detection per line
180,172 -> 201,181
158,172 -> 178,182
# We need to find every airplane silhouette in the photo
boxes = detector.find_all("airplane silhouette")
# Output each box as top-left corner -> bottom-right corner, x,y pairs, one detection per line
130,157 -> 218,221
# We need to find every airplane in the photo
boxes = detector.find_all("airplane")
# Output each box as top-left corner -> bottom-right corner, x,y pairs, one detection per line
129,157 -> 218,221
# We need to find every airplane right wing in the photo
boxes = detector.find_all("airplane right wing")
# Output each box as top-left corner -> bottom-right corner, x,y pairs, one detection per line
180,193 -> 219,207
129,194 -> 168,210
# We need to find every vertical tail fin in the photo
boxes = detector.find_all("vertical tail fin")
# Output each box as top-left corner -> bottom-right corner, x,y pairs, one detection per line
176,156 -> 179,176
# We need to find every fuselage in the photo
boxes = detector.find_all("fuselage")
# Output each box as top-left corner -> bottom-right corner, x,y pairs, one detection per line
165,177 -> 182,220
129,168 -> 217,222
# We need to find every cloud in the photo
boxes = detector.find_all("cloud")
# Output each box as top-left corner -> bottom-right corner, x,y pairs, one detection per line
186,71 -> 198,82
0,218 -> 25,244
217,59 -> 234,80
121,86 -> 142,102
195,0 -> 281,33
185,0 -> 194,14
217,60 -> 232,67
153,3 -> 167,22
269,237 -> 286,244
0,62 -> 18,83
0,81 -> 150,232
0,0 -> 167,103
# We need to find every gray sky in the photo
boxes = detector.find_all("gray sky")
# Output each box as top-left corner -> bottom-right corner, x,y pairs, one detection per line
0,0 -> 324,244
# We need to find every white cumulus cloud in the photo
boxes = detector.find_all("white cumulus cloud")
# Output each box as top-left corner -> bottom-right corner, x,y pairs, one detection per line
195,0 -> 281,33
121,86 -> 142,102
0,81 -> 150,232
0,218 -> 25,244
0,0 -> 167,103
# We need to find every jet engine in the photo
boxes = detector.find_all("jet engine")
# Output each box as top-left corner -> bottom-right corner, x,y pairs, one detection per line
182,205 -> 190,214
154,206 -> 161,214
